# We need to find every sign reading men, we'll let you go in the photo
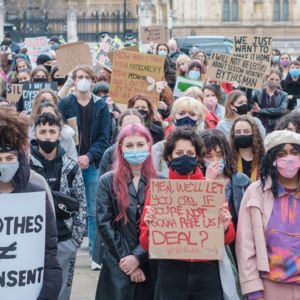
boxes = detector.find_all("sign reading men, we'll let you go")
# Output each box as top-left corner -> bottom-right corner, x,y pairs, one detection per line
149,179 -> 225,260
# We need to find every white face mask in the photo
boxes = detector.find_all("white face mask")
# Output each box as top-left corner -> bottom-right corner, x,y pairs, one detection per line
76,79 -> 91,93
0,161 -> 19,183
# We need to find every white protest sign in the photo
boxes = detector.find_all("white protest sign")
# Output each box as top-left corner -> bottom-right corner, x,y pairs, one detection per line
0,192 -> 46,299
24,37 -> 50,68
174,76 -> 204,98
96,36 -> 123,71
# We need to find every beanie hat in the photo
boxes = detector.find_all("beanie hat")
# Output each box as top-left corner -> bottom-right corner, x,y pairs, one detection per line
49,36 -> 60,44
92,81 -> 110,95
36,54 -> 53,65
264,130 -> 300,152
188,59 -> 205,74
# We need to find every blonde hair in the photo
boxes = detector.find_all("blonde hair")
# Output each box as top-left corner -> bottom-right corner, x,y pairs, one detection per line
171,96 -> 205,121
224,90 -> 246,119
184,86 -> 204,102
176,54 -> 192,75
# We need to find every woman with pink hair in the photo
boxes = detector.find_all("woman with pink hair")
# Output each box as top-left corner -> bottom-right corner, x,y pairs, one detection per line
95,123 -> 156,300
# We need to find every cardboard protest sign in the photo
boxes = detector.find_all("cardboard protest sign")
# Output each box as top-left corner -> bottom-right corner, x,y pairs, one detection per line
110,51 -> 165,105
107,45 -> 140,66
0,192 -> 46,299
174,76 -> 204,98
56,42 -> 92,76
24,37 -> 49,67
149,179 -> 225,260
22,82 -> 58,113
140,25 -> 167,44
207,52 -> 270,90
6,84 -> 23,106
233,36 -> 272,63
96,36 -> 123,71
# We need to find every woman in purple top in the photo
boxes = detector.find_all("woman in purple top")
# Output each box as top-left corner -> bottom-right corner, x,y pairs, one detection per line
236,130 -> 300,300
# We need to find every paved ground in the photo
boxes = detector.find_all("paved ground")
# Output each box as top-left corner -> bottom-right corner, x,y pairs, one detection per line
71,239 -> 99,300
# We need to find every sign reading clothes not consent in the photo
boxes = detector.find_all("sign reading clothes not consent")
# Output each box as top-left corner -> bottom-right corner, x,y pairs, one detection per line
110,51 -> 165,105
0,192 -> 46,300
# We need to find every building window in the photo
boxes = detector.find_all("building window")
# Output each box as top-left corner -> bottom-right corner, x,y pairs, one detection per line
223,0 -> 239,22
282,0 -> 289,21
274,0 -> 280,21
223,0 -> 230,22
232,0 -> 239,21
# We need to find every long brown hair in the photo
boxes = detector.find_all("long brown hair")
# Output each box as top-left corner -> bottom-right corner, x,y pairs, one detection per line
128,94 -> 156,122
230,116 -> 265,167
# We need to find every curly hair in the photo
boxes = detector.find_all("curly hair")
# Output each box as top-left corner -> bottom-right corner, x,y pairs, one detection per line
230,116 -> 265,167
260,143 -> 300,197
163,126 -> 204,163
159,85 -> 174,107
200,129 -> 237,177
0,108 -> 29,153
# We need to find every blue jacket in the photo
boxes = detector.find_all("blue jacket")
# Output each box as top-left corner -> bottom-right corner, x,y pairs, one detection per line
59,93 -> 110,166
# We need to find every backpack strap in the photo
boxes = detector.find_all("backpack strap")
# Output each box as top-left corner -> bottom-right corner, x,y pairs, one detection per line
67,164 -> 79,188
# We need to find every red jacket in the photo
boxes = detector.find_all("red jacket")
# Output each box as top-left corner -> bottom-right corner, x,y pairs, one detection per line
139,167 -> 236,260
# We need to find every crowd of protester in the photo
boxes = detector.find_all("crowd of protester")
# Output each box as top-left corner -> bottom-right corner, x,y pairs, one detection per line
0,32 -> 300,300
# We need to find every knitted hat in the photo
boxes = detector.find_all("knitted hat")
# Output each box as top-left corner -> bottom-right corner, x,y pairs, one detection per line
36,54 -> 53,65
264,130 -> 300,152
92,81 -> 110,95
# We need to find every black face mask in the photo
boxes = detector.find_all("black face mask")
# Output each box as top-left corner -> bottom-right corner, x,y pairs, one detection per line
37,139 -> 59,154
137,109 -> 148,118
234,135 -> 254,148
169,155 -> 198,175
54,77 -> 67,86
234,104 -> 249,115
33,78 -> 47,83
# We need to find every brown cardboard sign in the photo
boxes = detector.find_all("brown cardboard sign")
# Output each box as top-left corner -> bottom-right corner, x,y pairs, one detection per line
56,42 -> 92,76
6,84 -> 23,106
140,25 -> 167,44
149,179 -> 225,260
107,45 -> 140,68
207,52 -> 270,90
233,36 -> 272,63
109,51 -> 165,105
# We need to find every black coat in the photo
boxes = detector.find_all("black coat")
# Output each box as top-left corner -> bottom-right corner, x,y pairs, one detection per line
95,171 -> 153,300
13,152 -> 62,300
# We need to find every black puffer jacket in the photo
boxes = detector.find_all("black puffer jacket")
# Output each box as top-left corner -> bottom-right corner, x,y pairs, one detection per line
281,75 -> 300,110
13,152 -> 62,300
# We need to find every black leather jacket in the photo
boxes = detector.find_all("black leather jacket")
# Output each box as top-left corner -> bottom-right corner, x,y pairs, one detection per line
96,171 -> 148,266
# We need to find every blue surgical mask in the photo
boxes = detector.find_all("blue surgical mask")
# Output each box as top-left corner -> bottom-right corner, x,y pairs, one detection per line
188,70 -> 201,81
158,50 -> 168,57
289,69 -> 300,78
204,159 -> 225,174
170,155 -> 198,175
0,161 -> 19,183
123,150 -> 149,165
174,116 -> 197,127
273,55 -> 280,63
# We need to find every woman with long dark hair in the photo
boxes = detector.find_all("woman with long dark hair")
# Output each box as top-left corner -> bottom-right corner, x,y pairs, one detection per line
230,116 -> 265,181
95,123 -> 156,300
236,130 -> 300,300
